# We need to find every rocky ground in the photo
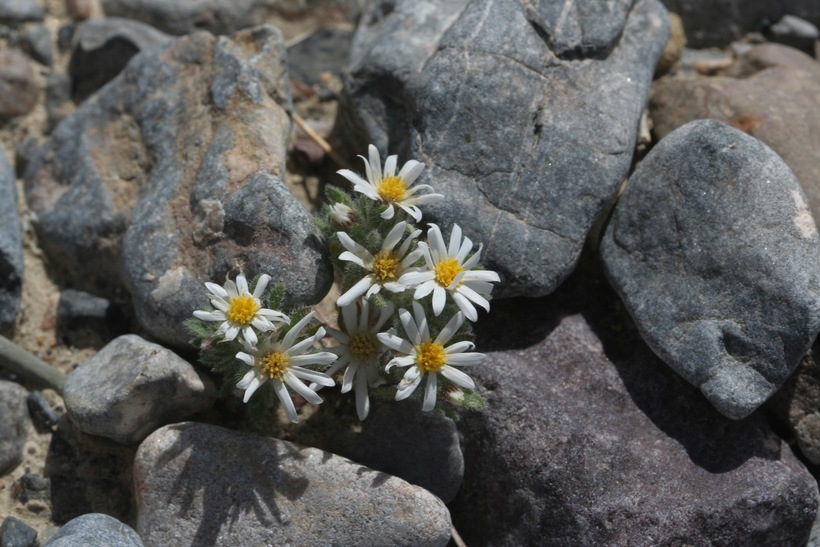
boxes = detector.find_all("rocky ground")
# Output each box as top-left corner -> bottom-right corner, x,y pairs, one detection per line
2,0 -> 820,545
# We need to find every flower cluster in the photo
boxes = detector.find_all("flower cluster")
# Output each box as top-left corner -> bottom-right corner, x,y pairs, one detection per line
188,145 -> 500,423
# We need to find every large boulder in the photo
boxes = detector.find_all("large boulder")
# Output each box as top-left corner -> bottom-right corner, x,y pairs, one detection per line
0,151 -> 22,331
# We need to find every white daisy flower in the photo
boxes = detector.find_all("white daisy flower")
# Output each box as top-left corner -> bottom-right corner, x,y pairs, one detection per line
321,299 -> 394,420
377,302 -> 484,412
336,220 -> 423,307
337,144 -> 443,222
235,312 -> 337,423
398,223 -> 500,322
193,273 -> 289,346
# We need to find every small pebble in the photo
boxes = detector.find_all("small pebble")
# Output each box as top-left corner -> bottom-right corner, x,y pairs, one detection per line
0,516 -> 38,547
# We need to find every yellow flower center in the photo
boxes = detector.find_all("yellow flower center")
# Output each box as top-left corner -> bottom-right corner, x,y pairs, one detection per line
415,340 -> 447,373
372,250 -> 400,283
260,351 -> 289,380
435,258 -> 463,288
226,294 -> 259,325
349,332 -> 377,361
377,175 -> 406,203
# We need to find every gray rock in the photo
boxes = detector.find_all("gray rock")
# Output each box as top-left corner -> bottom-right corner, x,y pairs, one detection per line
68,18 -> 172,101
340,0 -> 668,299
601,119 -> 820,419
101,0 -> 279,36
14,135 -> 39,177
134,422 -> 452,546
659,0 -> 820,47
451,274 -> 819,546
0,150 -> 22,332
43,513 -> 142,547
287,27 -> 354,86
0,0 -> 43,25
0,380 -> 29,474
25,26 -> 332,348
765,14 -> 820,52
26,390 -> 59,430
21,24 -> 52,66
651,44 -> 820,224
63,334 -> 217,444
0,516 -> 37,547
57,24 -> 74,52
57,288 -> 127,347
345,400 -> 463,504
0,49 -> 38,121
44,71 -> 73,131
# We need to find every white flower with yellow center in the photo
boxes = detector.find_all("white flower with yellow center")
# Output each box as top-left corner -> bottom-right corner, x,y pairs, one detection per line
321,299 -> 394,420
337,144 -> 443,222
336,221 -> 423,307
329,202 -> 355,228
377,302 -> 484,411
193,273 -> 289,345
398,223 -> 500,322
235,312 -> 337,423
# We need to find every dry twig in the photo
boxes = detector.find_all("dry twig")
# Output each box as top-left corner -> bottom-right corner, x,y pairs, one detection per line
0,334 -> 66,393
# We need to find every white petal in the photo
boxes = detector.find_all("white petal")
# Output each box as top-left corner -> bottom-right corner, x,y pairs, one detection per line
432,286 -> 447,316
285,372 -> 323,405
457,236 -> 474,261
224,325 -> 240,341
448,223 -> 462,257
236,369 -> 256,389
337,276 -> 375,307
412,301 -> 429,340
236,352 -> 255,367
446,352 -> 485,366
398,204 -> 422,223
289,352 -> 338,366
413,279 -> 437,300
380,203 -> 396,220
210,297 -> 230,312
273,380 -> 299,423
462,270 -> 500,283
457,285 -> 491,312
407,193 -> 444,205
242,326 -> 258,346
338,251 -> 368,270
373,301 -> 395,332
385,355 -> 416,371
193,310 -> 225,322
378,332 -> 415,355
441,365 -> 476,389
337,231 -> 371,257
398,229 -> 422,256
341,362 -> 357,393
355,371 -> 370,420
395,369 -> 422,401
205,282 -> 228,299
384,154 -> 397,177
241,376 -> 263,403
399,307 -> 420,345
445,341 -> 475,354
252,274 -> 270,299
452,292 -> 479,322
336,169 -> 369,188
282,311 -> 315,348
236,274 -> 249,294
422,373 -> 437,411
398,159 -> 424,183
368,145 -> 382,182
251,316 -> 274,332
427,224 -> 447,260
383,221 -> 407,251
399,271 -> 434,287
435,312 -> 464,345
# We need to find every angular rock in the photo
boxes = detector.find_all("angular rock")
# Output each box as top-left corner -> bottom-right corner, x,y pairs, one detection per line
287,27 -> 353,86
43,513 -> 142,547
340,0 -> 668,298
344,400 -> 463,504
63,334 -> 217,444
69,18 -> 172,101
25,25 -> 332,348
0,380 -> 30,474
658,0 -> 820,47
57,288 -> 127,347
601,119 -> 820,419
0,516 -> 37,547
451,272 -> 819,546
101,0 -> 280,36
651,43 -> 820,224
0,49 -> 38,121
134,422 -> 452,546
0,0 -> 43,25
0,150 -> 23,331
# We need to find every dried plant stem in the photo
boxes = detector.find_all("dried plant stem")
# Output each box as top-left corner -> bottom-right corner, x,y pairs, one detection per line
451,525 -> 467,547
292,112 -> 348,168
0,334 -> 66,393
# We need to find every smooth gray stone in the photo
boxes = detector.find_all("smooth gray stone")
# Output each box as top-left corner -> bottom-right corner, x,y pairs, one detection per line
0,516 -> 37,547
765,14 -> 820,52
0,48 -> 38,121
0,380 -> 29,474
340,0 -> 669,299
69,17 -> 172,101
63,334 -> 216,444
0,150 -> 22,332
21,24 -> 52,66
25,26 -> 332,348
134,422 -> 452,546
0,0 -> 43,25
345,400 -> 464,504
601,119 -> 820,419
450,278 -> 819,546
43,514 -> 142,547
